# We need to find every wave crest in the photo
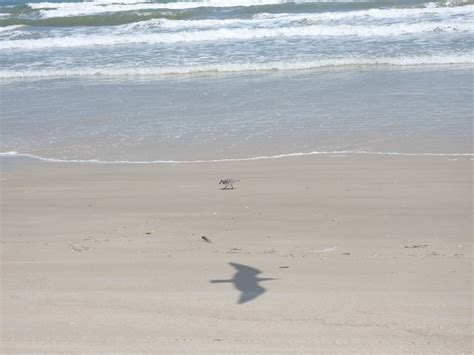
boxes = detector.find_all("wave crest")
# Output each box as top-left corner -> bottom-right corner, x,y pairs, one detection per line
2,21 -> 472,50
1,55 -> 472,79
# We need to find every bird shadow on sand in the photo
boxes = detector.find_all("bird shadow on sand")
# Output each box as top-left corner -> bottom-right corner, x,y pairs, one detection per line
210,263 -> 276,304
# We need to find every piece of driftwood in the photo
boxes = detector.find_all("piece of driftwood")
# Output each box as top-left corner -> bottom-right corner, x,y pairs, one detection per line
404,244 -> 428,249
201,236 -> 212,243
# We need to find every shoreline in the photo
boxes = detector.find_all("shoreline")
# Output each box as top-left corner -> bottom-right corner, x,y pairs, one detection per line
1,150 -> 473,165
2,66 -> 472,162
1,63 -> 474,86
1,154 -> 472,353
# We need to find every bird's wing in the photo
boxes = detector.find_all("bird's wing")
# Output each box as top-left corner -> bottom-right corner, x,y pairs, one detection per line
210,279 -> 232,283
238,284 -> 265,304
229,262 -> 261,276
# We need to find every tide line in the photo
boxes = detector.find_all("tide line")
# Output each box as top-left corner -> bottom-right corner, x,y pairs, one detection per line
0,150 -> 472,165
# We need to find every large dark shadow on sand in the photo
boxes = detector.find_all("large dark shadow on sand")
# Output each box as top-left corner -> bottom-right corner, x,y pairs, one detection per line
210,263 -> 275,304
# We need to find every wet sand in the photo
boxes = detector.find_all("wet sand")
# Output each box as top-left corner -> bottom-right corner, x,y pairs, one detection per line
1,155 -> 472,353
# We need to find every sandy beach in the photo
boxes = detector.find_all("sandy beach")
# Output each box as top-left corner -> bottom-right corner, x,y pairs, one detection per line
2,0 -> 473,352
1,154 -> 472,353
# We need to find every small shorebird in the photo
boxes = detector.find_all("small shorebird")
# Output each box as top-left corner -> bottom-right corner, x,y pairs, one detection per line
219,178 -> 240,190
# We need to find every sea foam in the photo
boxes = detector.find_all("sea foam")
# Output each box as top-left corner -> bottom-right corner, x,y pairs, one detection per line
123,5 -> 474,31
29,0 -> 351,18
1,21 -> 471,50
1,150 -> 472,165
26,0 -> 474,19
1,55 -> 472,79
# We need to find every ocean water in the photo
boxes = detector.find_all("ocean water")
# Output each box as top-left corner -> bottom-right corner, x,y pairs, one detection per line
1,0 -> 473,78
0,0 -> 473,162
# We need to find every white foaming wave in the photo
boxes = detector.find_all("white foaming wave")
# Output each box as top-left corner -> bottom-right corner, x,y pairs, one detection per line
255,4 -> 474,22
126,5 -> 474,31
1,55 -> 473,79
124,17 -> 256,31
29,0 -> 328,18
28,0 -> 474,19
123,17 -> 249,31
0,25 -> 25,33
29,0 -> 158,9
2,22 -> 471,50
28,0 -> 287,8
1,150 -> 473,165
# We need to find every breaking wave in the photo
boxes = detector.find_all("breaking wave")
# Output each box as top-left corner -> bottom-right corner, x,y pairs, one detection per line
2,4 -> 472,27
27,0 -> 372,18
0,24 -> 23,32
1,1 -> 472,79
1,55 -> 472,79
2,21 -> 471,50
0,13 -> 187,27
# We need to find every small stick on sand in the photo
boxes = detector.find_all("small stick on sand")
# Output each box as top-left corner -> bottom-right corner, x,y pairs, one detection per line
201,236 -> 212,243
404,244 -> 428,249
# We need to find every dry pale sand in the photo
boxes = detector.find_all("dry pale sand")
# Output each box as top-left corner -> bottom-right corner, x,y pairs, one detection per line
0,155 -> 472,354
